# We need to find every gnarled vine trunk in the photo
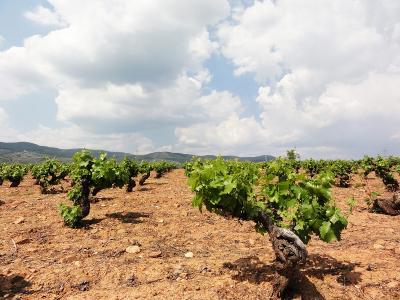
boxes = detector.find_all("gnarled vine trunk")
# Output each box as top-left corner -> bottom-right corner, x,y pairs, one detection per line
257,213 -> 307,299
49,175 -> 58,185
39,184 -> 47,194
92,187 -> 101,196
126,177 -> 136,192
10,180 -> 21,187
79,177 -> 91,220
139,172 -> 150,185
0,177 -> 3,186
40,184 -> 58,195
371,192 -> 400,216
382,177 -> 399,192
338,175 -> 350,188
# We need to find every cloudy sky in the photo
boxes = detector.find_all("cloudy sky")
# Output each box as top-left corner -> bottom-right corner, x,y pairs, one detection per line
0,0 -> 399,158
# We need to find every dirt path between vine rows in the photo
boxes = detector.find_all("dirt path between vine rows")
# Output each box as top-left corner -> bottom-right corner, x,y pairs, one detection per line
1,170 -> 400,299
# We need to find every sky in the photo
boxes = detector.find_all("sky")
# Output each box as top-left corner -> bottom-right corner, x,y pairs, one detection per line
0,0 -> 400,158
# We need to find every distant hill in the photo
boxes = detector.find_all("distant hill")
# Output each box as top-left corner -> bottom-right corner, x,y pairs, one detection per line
0,142 -> 274,164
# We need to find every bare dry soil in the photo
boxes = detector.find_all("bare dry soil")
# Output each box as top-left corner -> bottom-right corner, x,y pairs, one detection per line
1,170 -> 400,299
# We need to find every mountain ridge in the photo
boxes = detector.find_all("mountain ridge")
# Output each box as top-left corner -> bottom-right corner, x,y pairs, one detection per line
0,142 -> 274,163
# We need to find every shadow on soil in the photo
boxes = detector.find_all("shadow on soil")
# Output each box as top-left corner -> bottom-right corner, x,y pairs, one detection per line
0,274 -> 31,298
90,196 -> 115,203
303,254 -> 362,285
105,211 -> 150,224
223,256 -> 275,283
152,181 -> 168,185
40,186 -> 67,194
138,187 -> 154,192
223,254 -> 361,300
82,218 -> 105,228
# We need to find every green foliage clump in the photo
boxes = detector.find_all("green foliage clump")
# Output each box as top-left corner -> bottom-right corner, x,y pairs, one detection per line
120,157 -> 140,178
301,159 -> 326,178
189,157 -> 259,218
152,161 -> 177,178
61,150 -> 130,227
139,161 -> 152,174
59,203 -> 82,228
187,157 -> 348,244
1,164 -> 28,187
374,156 -> 399,191
357,156 -> 399,191
261,159 -> 347,243
0,163 -> 4,185
138,161 -> 153,185
91,153 -> 129,192
184,160 -> 197,177
359,156 -> 375,178
119,157 -> 140,192
31,158 -> 69,193
329,160 -> 353,187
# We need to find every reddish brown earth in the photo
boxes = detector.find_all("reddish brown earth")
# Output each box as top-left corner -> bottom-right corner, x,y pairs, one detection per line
1,170 -> 400,299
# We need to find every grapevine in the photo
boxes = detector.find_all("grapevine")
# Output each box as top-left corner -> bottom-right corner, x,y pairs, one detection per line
152,161 -> 177,178
120,157 -> 139,192
59,150 -> 129,227
138,161 -> 153,185
32,158 -> 70,194
1,164 -> 28,187
0,163 -> 4,186
187,157 -> 347,297
329,160 -> 353,188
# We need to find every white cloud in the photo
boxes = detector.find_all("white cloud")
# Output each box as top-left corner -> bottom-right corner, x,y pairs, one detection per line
0,0 -> 234,153
26,125 -> 155,154
174,0 -> 400,157
20,0 -> 229,87
1,0 -> 230,99
2,0 -> 400,157
53,74 -> 242,133
0,47 -> 47,101
24,5 -> 66,27
218,0 -> 400,84
195,90 -> 242,120
176,114 -> 266,153
0,107 -> 9,126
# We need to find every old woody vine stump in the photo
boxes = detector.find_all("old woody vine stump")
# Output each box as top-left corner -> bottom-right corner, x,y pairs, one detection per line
371,192 -> 400,216
186,157 -> 348,299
